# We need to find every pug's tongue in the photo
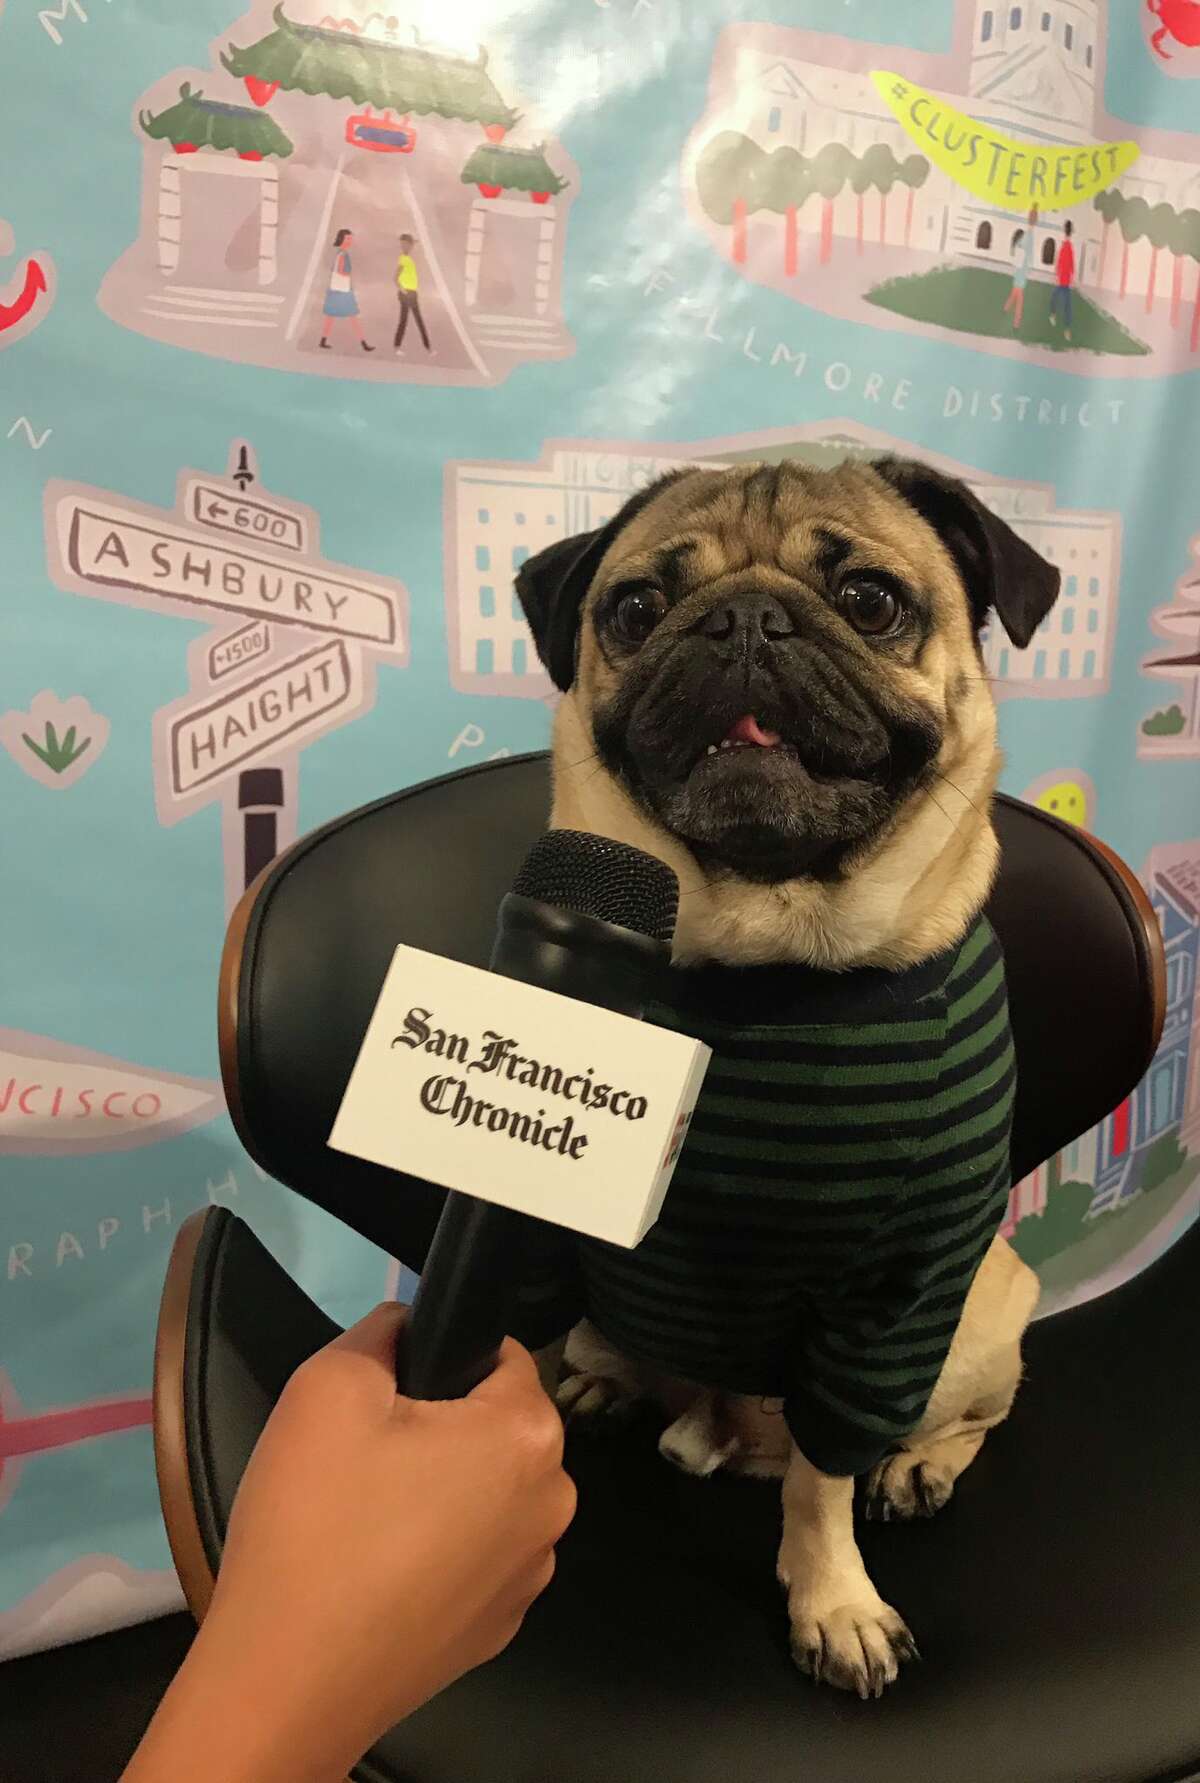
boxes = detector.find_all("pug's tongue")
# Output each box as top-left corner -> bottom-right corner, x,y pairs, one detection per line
724,713 -> 782,748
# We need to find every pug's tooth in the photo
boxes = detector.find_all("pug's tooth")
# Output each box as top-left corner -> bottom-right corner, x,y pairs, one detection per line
706,745 -> 717,755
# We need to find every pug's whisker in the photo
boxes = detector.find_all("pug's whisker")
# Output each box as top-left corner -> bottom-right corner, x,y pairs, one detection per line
934,770 -> 984,820
924,787 -> 958,831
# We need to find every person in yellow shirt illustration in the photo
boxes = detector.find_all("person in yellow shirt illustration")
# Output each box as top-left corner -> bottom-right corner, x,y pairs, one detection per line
394,233 -> 432,356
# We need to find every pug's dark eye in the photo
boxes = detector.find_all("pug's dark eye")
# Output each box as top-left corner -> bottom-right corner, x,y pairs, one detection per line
609,586 -> 664,648
838,577 -> 904,638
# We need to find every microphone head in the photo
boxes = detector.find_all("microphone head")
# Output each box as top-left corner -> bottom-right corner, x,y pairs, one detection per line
512,830 -> 679,945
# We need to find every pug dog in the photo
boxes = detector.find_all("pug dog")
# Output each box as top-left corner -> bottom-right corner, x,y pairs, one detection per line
514,455 -> 1058,1698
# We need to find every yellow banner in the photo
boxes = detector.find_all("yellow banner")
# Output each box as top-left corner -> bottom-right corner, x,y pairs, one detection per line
871,70 -> 1140,212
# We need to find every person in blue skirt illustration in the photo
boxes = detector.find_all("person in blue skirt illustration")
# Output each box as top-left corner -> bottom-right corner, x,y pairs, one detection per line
1002,206 -> 1037,335
319,228 -> 375,354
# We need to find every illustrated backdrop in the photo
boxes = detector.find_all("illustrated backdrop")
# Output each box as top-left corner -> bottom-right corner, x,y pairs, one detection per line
2,0 -> 1199,1657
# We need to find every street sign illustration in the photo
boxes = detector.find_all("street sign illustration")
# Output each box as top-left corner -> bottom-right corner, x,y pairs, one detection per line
45,442 -> 410,911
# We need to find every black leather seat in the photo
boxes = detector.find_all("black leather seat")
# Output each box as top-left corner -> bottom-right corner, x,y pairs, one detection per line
157,753 -> 1200,1783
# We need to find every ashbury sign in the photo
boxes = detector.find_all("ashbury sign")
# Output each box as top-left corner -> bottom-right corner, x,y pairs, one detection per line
44,475 -> 407,656
330,948 -> 711,1248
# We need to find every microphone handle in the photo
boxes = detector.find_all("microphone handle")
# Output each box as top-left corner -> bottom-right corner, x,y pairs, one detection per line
400,894 -> 670,1398
403,1192 -> 525,1400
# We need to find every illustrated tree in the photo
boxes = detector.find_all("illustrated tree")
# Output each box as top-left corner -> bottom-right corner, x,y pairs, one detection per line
1093,187 -> 1121,287
1180,209 -> 1200,349
1146,200 -> 1177,311
1117,193 -> 1151,300
899,152 -> 929,248
810,140 -> 854,265
695,131 -> 768,265
850,150 -> 870,252
851,144 -> 893,252
1168,204 -> 1189,326
856,142 -> 900,246
760,146 -> 811,275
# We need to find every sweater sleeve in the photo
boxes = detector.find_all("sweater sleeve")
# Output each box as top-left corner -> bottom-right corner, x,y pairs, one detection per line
783,1059 -> 1016,1478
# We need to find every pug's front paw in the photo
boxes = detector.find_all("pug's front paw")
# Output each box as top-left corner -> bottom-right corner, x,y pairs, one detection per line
555,1369 -> 644,1426
864,1451 -> 956,1522
787,1595 -> 919,1699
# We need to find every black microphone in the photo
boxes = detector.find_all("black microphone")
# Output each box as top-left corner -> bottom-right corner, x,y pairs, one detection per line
402,829 -> 679,1400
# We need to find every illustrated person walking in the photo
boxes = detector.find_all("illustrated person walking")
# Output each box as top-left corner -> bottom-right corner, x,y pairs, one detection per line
1049,218 -> 1076,342
394,233 -> 432,356
319,228 -> 375,354
1002,204 -> 1037,334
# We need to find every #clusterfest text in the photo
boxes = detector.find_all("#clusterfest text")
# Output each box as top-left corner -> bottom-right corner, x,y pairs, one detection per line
392,1007 -> 650,1163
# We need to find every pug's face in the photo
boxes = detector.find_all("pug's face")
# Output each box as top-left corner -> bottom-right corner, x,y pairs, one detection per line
517,456 -> 1059,896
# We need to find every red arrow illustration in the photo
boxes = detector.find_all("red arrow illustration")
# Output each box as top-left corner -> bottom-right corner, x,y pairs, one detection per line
0,258 -> 48,336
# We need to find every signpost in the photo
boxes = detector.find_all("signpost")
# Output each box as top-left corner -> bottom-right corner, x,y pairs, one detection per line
45,442 -> 410,911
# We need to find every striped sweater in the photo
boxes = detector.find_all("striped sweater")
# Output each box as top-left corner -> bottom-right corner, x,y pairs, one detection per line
519,916 -> 1016,1479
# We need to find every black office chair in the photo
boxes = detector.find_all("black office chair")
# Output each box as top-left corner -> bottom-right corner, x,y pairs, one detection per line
155,753 -> 1200,1783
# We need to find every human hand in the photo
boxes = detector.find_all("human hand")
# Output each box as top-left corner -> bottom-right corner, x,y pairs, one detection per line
125,1306 -> 575,1783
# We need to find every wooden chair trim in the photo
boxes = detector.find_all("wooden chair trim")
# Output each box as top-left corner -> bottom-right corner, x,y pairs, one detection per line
153,1208 -> 217,1624
218,856 -> 278,1150
1082,826 -> 1168,1055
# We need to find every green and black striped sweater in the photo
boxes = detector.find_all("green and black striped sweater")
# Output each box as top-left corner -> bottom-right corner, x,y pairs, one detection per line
521,916 -> 1016,1479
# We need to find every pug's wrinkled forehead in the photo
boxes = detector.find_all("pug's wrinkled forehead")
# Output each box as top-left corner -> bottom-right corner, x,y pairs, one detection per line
516,456 -> 1060,693
587,462 -> 974,614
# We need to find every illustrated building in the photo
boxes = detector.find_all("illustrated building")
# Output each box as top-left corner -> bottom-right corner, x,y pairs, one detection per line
445,427 -> 1119,700
977,484 -> 1118,699
695,0 -> 1200,304
1090,850 -> 1200,1214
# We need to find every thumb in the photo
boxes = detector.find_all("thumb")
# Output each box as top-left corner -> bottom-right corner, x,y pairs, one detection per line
463,1336 -> 544,1412
325,1301 -> 408,1370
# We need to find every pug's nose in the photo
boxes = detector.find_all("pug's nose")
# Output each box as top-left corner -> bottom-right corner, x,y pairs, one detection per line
696,593 -> 797,648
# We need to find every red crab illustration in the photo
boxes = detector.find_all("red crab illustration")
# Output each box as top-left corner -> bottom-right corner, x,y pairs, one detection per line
1148,0 -> 1200,59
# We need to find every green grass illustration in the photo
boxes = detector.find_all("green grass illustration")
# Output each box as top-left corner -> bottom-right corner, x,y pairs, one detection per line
21,721 -> 93,774
865,264 -> 1151,356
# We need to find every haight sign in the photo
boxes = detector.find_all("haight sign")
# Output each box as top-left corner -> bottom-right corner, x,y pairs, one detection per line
44,443 -> 409,913
0,1030 -> 222,1155
157,635 -> 364,809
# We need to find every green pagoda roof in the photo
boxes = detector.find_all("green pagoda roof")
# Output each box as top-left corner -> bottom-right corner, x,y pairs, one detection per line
140,83 -> 294,156
221,6 -> 519,128
461,143 -> 566,194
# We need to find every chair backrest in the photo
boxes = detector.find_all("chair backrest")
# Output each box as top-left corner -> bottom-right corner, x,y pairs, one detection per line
221,753 -> 1164,1272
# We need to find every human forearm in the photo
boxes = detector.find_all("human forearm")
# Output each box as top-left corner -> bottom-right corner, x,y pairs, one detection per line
121,1611 -> 370,1783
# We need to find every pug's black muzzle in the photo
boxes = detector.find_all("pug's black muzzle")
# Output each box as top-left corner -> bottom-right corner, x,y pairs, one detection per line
594,584 -> 942,883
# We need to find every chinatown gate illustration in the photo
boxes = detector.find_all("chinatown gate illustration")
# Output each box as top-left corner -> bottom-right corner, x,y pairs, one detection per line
99,4 -> 578,385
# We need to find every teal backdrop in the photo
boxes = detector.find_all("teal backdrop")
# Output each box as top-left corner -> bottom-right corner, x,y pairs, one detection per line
2,0 -> 1199,1655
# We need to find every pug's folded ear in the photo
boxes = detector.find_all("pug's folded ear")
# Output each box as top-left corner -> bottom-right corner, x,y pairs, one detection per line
872,456 -> 1061,649
514,528 -> 613,693
514,471 -> 692,692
